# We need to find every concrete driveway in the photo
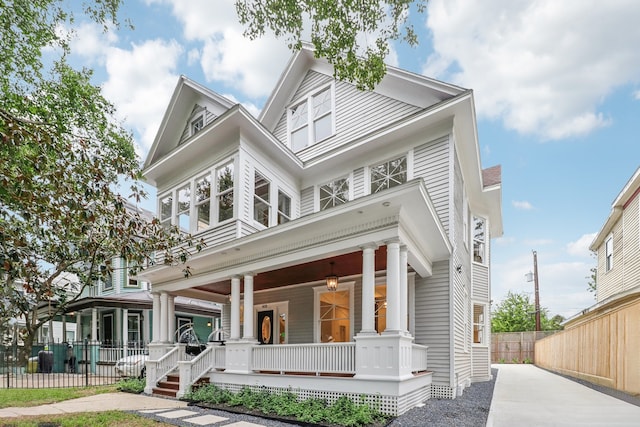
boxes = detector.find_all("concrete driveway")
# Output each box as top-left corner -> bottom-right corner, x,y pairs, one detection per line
487,364 -> 640,426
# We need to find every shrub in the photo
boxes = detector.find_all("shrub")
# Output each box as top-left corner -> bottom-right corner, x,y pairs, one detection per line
116,377 -> 145,394
184,384 -> 232,404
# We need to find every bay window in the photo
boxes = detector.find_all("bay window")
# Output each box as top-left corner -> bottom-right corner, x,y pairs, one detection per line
254,172 -> 270,226
216,163 -> 234,222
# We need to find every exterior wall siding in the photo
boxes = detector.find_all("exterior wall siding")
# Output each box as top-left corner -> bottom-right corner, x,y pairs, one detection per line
414,261 -> 451,387
353,167 -> 365,199
300,186 -> 314,217
413,136 -> 450,234
622,195 -> 640,291
597,218 -> 624,302
472,266 -> 489,301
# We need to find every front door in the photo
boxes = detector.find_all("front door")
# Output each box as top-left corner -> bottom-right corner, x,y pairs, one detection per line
257,310 -> 274,344
255,301 -> 288,344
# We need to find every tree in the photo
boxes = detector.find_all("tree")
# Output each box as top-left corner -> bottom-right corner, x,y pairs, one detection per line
0,1 -> 199,360
235,0 -> 426,90
587,251 -> 597,298
491,291 -> 563,333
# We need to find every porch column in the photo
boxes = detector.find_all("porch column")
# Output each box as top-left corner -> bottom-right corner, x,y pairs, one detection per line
230,276 -> 241,340
160,292 -> 168,342
168,295 -> 175,342
115,308 -> 122,342
399,245 -> 409,334
122,308 -> 128,355
152,292 -> 161,342
91,308 -> 98,341
384,239 -> 401,333
359,244 -> 377,335
242,274 -> 255,341
76,313 -> 82,341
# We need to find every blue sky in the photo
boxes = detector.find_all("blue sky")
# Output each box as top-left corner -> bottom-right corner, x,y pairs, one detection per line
66,0 -> 640,319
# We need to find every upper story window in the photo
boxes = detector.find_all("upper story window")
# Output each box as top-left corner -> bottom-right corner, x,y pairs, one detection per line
278,190 -> 291,224
254,172 -> 271,226
216,163 -> 234,222
605,234 -> 613,272
320,177 -> 349,210
473,304 -> 485,344
195,174 -> 211,231
160,195 -> 172,229
289,85 -> 334,152
177,185 -> 191,232
371,156 -> 407,194
473,216 -> 486,264
463,190 -> 469,248
191,115 -> 204,135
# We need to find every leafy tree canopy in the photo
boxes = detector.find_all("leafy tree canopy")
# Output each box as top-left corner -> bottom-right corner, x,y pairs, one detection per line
0,1 -> 198,352
235,0 -> 426,90
491,291 -> 564,333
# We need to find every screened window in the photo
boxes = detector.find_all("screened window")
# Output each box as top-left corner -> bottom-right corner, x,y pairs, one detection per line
605,235 -> 613,272
216,163 -> 234,222
278,190 -> 291,224
195,174 -> 211,231
473,304 -> 485,344
254,172 -> 271,226
191,115 -> 204,135
177,185 -> 191,232
371,156 -> 407,194
320,178 -> 349,210
289,86 -> 334,152
473,216 -> 486,264
318,289 -> 351,343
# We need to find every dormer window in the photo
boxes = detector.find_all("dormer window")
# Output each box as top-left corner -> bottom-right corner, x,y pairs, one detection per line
191,115 -> 204,136
289,85 -> 334,152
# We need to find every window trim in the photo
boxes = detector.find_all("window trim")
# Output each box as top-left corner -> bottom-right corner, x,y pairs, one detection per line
369,154 -> 408,195
253,171 -> 271,228
605,234 -> 613,272
277,189 -> 292,224
312,281 -> 354,343
318,175 -> 351,211
472,303 -> 488,346
287,83 -> 335,153
190,113 -> 204,136
472,215 -> 487,265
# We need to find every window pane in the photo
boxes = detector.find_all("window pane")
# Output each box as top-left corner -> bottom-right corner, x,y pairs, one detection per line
197,202 -> 210,230
278,191 -> 291,224
313,88 -> 331,117
178,212 -> 190,232
319,290 -> 350,343
177,186 -> 190,213
291,126 -> 308,152
191,116 -> 204,134
473,216 -> 485,263
320,178 -> 349,210
196,175 -> 211,203
473,305 -> 484,344
290,101 -> 308,129
219,191 -> 233,221
371,156 -> 406,193
254,199 -> 270,226
314,113 -> 332,142
217,164 -> 234,192
254,173 -> 270,203
160,195 -> 172,221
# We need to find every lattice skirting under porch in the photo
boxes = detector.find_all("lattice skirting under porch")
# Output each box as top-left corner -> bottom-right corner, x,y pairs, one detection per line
431,384 -> 456,399
215,382 -> 434,416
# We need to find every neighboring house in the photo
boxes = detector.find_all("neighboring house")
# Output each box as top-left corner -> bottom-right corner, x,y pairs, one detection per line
139,46 -> 502,415
536,167 -> 640,396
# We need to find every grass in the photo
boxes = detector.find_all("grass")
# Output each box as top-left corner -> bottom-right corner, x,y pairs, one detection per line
0,385 -> 118,409
0,410 -> 173,426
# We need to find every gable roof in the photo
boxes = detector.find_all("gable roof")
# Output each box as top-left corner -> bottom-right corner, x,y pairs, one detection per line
259,43 -> 466,131
144,76 -> 235,170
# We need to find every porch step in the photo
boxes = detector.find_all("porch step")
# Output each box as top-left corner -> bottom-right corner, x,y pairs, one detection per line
152,374 -> 209,398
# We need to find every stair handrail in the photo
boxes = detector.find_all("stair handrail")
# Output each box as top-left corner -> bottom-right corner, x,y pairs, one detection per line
177,344 -> 215,398
146,345 -> 180,392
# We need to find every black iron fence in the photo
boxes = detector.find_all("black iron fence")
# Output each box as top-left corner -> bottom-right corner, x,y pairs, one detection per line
0,339 -> 148,389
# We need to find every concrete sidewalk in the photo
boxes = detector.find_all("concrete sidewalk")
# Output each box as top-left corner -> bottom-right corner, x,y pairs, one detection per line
487,364 -> 640,426
0,392 -> 187,419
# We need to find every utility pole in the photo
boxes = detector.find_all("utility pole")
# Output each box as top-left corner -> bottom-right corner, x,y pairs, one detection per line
526,250 -> 541,332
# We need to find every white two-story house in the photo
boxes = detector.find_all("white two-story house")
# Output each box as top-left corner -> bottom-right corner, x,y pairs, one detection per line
140,46 -> 502,415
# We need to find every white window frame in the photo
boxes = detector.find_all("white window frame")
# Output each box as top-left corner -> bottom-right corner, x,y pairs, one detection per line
473,216 -> 487,264
318,175 -> 351,211
605,234 -> 613,272
473,303 -> 487,346
194,173 -> 212,232
127,312 -> 141,343
176,184 -> 191,232
215,161 -> 235,224
253,171 -> 271,227
287,83 -> 335,152
190,113 -> 204,136
370,155 -> 408,194
312,281 -> 354,343
277,190 -> 291,224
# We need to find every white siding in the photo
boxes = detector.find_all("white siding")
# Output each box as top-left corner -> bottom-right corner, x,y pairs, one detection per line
471,346 -> 491,380
414,136 -> 450,233
353,167 -> 365,199
300,186 -> 314,217
414,261 -> 451,386
597,218 -> 624,301
472,266 -> 489,301
622,195 -> 640,292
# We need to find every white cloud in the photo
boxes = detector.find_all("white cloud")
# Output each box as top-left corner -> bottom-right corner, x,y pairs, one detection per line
423,0 -> 640,140
634,89 -> 640,100
512,200 -> 534,210
153,0 -> 290,98
102,39 -> 183,153
566,233 -> 597,257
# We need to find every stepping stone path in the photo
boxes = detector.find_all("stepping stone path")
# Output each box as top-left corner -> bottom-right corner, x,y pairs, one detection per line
138,408 -> 267,426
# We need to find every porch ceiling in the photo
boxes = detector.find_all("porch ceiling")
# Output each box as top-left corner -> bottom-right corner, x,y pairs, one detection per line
144,179 -> 451,299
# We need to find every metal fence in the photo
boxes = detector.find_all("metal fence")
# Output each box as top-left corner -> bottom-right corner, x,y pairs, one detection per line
0,339 -> 148,389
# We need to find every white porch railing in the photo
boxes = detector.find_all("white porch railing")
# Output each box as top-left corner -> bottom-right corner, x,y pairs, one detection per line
411,343 -> 428,372
177,345 -> 215,398
252,343 -> 356,375
213,345 -> 226,370
98,343 -> 148,363
146,346 -> 179,391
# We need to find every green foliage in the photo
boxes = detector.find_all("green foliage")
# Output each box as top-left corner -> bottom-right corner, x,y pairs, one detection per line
116,377 -> 146,394
235,0 -> 426,90
511,357 -> 520,364
587,252 -> 597,298
185,385 -> 388,426
498,358 -> 506,364
0,385 -> 117,408
491,291 -> 563,332
523,357 -> 533,364
0,0 -> 200,357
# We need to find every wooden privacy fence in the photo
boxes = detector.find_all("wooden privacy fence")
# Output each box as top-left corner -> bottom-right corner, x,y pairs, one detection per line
535,295 -> 640,396
491,331 -> 556,363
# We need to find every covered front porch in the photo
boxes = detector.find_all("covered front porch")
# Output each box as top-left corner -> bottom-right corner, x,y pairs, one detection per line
141,180 -> 450,415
